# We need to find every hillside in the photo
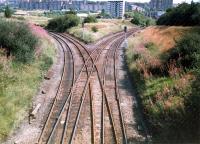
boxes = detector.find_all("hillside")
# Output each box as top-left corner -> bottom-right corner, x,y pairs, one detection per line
126,26 -> 200,143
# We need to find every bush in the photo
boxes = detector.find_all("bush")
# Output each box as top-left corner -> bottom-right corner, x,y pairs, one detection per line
0,20 -> 38,63
167,32 -> 200,69
84,15 -> 97,23
4,6 -> 12,18
91,26 -> 98,32
46,14 -> 80,32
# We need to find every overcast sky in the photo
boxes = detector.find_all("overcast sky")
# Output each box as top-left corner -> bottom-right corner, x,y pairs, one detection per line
125,0 -> 199,3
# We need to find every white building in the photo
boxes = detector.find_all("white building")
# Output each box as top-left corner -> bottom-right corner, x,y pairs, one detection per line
130,4 -> 145,12
107,0 -> 125,18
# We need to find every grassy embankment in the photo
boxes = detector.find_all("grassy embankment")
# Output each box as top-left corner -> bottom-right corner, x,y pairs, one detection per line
0,23 -> 56,142
126,26 -> 200,143
68,19 -> 134,43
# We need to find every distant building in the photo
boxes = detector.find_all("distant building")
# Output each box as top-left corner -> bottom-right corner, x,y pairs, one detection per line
150,0 -> 173,11
130,4 -> 145,12
107,0 -> 125,18
19,0 -> 107,11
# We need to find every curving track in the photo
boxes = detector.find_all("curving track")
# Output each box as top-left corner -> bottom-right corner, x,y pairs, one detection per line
37,28 -> 146,144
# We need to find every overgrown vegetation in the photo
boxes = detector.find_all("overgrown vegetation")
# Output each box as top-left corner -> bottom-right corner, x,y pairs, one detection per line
46,13 -> 80,32
0,20 -> 38,63
126,27 -> 200,143
128,12 -> 155,27
84,15 -> 97,23
0,21 -> 55,142
157,2 -> 200,26
68,27 -> 94,43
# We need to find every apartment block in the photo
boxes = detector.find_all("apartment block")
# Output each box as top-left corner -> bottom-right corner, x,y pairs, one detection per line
107,0 -> 125,18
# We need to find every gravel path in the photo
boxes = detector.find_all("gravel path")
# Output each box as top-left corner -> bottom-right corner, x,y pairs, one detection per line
118,45 -> 147,143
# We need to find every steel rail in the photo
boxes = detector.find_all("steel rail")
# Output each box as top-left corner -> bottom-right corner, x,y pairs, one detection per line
38,29 -> 137,144
62,30 -> 137,144
37,33 -> 75,144
45,33 -> 90,144
60,33 -> 126,144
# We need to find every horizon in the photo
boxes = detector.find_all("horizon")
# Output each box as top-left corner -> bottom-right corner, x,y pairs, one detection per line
90,0 -> 199,4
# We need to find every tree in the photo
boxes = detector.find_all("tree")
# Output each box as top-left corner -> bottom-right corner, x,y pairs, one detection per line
4,6 -> 12,18
157,3 -> 200,26
130,12 -> 155,26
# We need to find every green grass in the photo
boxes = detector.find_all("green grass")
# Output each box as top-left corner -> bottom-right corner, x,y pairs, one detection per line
0,37 -> 55,142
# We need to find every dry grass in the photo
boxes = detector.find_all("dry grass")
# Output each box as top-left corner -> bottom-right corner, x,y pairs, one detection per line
127,26 -> 190,77
68,19 -> 135,43
126,26 -> 199,142
140,26 -> 190,52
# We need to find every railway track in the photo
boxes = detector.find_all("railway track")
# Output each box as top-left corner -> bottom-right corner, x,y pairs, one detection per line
38,34 -> 76,144
37,29 -> 140,144
101,31 -> 136,144
60,30 -> 137,144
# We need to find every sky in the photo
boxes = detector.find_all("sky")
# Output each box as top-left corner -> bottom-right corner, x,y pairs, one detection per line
126,0 -> 199,3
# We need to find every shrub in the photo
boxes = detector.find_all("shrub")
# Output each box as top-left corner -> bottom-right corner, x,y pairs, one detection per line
4,6 -> 12,18
91,26 -> 98,32
46,14 -> 80,32
167,32 -> 200,69
84,15 -> 97,23
0,20 -> 38,63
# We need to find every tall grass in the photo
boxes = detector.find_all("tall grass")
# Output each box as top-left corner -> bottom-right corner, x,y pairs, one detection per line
68,27 -> 94,43
0,25 -> 55,141
125,26 -> 199,142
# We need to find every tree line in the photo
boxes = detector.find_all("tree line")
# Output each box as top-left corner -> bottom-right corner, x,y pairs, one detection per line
157,2 -> 200,26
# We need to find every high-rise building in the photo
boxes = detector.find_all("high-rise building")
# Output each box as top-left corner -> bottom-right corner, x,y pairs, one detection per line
107,0 -> 125,18
150,0 -> 173,11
